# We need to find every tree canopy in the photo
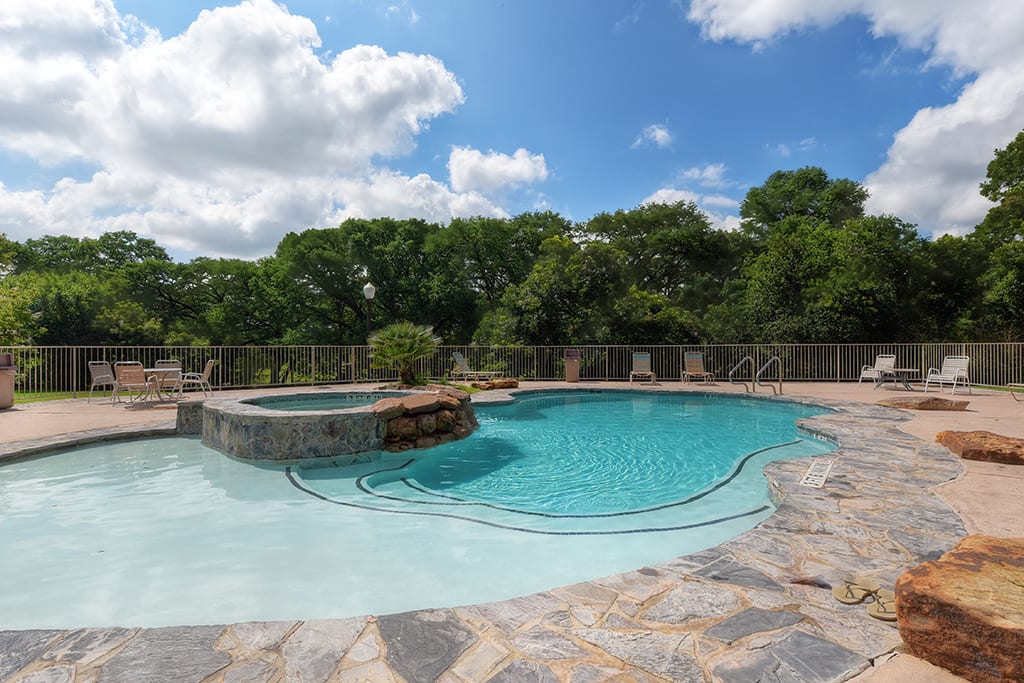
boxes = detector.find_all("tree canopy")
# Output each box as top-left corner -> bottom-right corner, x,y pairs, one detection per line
2,130 -> 1021,347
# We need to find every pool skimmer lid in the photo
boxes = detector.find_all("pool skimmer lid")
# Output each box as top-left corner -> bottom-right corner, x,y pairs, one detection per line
799,458 -> 834,488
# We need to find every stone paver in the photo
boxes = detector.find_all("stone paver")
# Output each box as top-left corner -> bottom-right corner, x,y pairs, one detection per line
0,386 -> 987,682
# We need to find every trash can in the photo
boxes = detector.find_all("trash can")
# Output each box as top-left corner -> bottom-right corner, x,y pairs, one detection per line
0,353 -> 15,410
564,349 -> 580,383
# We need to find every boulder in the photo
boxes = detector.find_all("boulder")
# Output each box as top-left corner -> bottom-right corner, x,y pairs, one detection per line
415,412 -> 437,434
371,397 -> 406,420
434,409 -> 457,432
385,416 -> 419,440
936,430 -> 1024,465
399,393 -> 440,415
468,378 -> 519,390
896,535 -> 1024,683
876,396 -> 969,411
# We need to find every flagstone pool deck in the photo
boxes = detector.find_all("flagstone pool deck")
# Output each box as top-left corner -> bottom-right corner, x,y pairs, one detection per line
1,381 -> 1022,683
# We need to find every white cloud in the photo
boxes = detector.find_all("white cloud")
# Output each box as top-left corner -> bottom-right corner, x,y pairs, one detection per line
631,124 -> 673,149
679,163 -> 730,189
0,0 -> 504,259
641,164 -> 742,231
685,0 -> 1024,235
641,188 -> 700,206
447,146 -> 548,194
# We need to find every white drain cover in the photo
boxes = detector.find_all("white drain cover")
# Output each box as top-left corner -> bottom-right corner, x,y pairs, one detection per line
799,458 -> 834,488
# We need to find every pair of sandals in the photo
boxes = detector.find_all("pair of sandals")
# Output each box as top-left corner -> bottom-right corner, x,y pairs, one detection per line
832,578 -> 898,622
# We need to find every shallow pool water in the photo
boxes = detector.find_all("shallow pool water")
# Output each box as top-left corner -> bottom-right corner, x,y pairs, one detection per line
0,391 -> 832,628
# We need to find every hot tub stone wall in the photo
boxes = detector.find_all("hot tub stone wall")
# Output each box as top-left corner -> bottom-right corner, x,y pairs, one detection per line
202,402 -> 383,462
184,387 -> 478,462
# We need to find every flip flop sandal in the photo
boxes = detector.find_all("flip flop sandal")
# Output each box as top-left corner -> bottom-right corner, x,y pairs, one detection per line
831,578 -> 880,604
866,589 -> 898,622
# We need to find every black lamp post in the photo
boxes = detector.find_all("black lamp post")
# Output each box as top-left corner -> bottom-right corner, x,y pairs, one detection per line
363,282 -> 376,340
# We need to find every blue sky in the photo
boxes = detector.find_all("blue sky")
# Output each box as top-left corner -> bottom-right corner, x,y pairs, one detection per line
1,1 -> 1023,261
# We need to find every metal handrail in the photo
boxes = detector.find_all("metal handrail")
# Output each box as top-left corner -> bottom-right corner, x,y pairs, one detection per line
728,356 -> 755,393
756,356 -> 783,395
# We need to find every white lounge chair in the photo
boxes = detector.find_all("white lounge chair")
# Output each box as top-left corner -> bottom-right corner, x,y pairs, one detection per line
87,360 -> 117,403
450,352 -> 502,382
179,359 -> 216,396
924,356 -> 971,394
629,352 -> 656,384
859,354 -> 896,388
681,352 -> 714,384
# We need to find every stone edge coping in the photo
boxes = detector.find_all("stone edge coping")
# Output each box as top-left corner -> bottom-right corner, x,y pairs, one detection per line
0,386 -> 967,682
202,389 -> 415,417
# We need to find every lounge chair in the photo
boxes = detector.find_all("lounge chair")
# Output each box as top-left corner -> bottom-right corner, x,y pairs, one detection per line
629,352 -> 656,384
859,354 -> 896,387
179,359 -> 216,396
87,360 -> 118,403
924,356 -> 971,394
113,361 -> 155,405
450,352 -> 502,382
681,352 -> 714,384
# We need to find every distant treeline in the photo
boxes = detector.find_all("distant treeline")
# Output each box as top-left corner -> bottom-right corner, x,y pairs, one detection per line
2,131 -> 1022,347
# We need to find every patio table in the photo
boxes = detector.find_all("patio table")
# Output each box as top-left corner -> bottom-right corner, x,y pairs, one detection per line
144,367 -> 182,401
878,368 -> 918,391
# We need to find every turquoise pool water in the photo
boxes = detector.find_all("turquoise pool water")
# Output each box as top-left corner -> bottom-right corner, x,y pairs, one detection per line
0,391 -> 833,628
241,391 -> 403,411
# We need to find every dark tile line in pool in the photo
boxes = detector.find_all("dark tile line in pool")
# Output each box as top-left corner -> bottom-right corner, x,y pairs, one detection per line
284,465 -> 772,537
1,391 -> 967,683
355,438 -> 804,520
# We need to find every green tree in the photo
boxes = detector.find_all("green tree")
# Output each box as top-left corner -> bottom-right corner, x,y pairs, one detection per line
971,128 -> 1024,339
369,321 -> 441,385
740,167 -> 868,239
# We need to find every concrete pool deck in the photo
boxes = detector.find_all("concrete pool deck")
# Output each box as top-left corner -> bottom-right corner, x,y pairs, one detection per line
1,381 -> 1022,682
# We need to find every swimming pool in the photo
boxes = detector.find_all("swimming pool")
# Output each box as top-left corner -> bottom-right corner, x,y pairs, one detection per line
0,390 -> 833,628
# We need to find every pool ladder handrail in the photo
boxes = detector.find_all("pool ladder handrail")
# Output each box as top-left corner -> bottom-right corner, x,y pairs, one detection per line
755,355 -> 783,395
728,355 -> 783,394
728,356 -> 754,392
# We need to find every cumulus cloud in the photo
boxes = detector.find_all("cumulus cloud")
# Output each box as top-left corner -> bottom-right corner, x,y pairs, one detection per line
0,0 -> 519,259
641,164 -> 742,231
679,163 -> 730,189
447,146 -> 548,194
684,0 -> 1024,235
631,124 -> 673,149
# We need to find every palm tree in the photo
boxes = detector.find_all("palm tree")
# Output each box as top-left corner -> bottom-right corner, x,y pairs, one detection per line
368,321 -> 441,385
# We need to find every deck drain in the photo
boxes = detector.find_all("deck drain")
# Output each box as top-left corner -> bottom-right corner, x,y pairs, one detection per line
799,458 -> 833,488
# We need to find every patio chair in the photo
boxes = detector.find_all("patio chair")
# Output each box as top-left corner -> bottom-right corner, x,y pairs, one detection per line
179,359 -> 216,396
858,354 -> 896,387
629,352 -> 656,384
681,352 -> 714,384
924,356 -> 971,394
450,352 -> 502,382
151,359 -> 183,399
87,360 -> 117,403
113,361 -> 155,405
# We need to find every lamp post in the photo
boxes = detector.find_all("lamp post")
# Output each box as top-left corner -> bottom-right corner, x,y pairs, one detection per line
363,282 -> 376,340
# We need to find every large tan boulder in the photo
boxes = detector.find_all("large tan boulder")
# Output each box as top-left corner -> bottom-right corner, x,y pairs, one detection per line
876,396 -> 969,411
936,430 -> 1024,465
895,535 -> 1024,683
